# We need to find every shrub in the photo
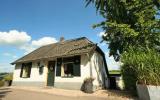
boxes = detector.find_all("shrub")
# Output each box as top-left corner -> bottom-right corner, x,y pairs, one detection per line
4,73 -> 13,81
0,80 -> 4,87
121,48 -> 160,94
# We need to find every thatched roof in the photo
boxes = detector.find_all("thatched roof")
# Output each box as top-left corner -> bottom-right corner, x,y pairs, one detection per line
12,37 -> 97,64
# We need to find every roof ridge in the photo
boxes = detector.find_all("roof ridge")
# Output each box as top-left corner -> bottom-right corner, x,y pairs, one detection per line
41,37 -> 91,47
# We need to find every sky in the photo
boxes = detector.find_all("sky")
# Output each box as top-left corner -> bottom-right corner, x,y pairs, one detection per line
0,0 -> 120,72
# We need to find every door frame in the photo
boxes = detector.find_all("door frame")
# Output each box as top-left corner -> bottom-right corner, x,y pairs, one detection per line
47,61 -> 56,86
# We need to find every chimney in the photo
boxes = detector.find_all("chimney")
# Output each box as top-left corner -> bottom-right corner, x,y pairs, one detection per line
60,37 -> 65,42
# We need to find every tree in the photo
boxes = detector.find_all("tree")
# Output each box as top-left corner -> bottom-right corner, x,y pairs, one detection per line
86,0 -> 160,61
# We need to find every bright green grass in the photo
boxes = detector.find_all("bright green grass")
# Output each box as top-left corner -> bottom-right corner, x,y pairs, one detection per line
109,70 -> 121,74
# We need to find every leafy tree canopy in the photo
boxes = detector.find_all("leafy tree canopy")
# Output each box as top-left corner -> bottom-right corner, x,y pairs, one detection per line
86,0 -> 160,61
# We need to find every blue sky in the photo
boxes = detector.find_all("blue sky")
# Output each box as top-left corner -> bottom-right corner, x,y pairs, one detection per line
0,0 -> 119,72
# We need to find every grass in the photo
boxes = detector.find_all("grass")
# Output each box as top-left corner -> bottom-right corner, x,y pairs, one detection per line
0,73 -> 13,87
109,70 -> 121,75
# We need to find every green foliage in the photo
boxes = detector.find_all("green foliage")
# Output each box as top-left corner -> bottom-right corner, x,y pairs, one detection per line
86,0 -> 160,61
86,0 -> 160,96
0,73 -> 13,87
121,47 -> 160,94
0,80 -> 4,87
109,70 -> 121,74
4,73 -> 13,81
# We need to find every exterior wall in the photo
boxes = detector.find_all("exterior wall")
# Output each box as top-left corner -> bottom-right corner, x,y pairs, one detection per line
90,51 -> 109,90
116,76 -> 124,90
12,52 -> 109,91
54,54 -> 91,90
12,60 -> 48,87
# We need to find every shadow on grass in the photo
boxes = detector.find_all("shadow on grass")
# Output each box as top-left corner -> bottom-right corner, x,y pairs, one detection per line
0,87 -> 12,99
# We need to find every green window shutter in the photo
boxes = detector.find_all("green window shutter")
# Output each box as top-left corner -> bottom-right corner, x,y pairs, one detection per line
28,62 -> 32,77
73,64 -> 80,76
56,58 -> 62,76
73,55 -> 81,76
20,63 -> 24,77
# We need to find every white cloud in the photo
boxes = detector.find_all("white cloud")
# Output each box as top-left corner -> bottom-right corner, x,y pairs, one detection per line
3,52 -> 18,59
13,55 -> 18,59
97,32 -> 107,37
0,30 -> 58,54
21,37 -> 57,54
3,53 -> 11,56
31,37 -> 57,47
19,44 -> 35,54
105,51 -> 120,70
0,30 -> 31,46
0,30 -> 58,73
0,63 -> 14,72
99,42 -> 106,47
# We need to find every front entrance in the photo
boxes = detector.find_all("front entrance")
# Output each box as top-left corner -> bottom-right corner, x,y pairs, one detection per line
47,61 -> 55,86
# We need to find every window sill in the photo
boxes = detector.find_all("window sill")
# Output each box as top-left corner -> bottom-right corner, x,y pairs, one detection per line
20,77 -> 30,78
61,76 -> 74,78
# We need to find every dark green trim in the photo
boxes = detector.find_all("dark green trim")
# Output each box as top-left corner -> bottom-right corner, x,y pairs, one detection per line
61,76 -> 74,78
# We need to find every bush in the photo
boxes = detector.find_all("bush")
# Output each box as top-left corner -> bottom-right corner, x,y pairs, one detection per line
121,48 -> 160,94
0,73 -> 13,87
0,80 -> 4,87
4,73 -> 13,81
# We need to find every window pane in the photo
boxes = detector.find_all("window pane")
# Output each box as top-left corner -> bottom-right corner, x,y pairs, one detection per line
20,62 -> 32,78
63,63 -> 73,77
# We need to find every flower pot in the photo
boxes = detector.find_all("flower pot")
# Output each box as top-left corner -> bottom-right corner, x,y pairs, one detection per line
136,84 -> 160,100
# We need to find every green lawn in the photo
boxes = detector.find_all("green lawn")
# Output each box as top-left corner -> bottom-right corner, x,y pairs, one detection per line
109,70 -> 121,75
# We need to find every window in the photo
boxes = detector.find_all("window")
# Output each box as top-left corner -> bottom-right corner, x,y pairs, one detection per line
62,63 -> 74,77
37,62 -> 44,75
56,56 -> 81,77
39,65 -> 44,75
20,63 -> 32,78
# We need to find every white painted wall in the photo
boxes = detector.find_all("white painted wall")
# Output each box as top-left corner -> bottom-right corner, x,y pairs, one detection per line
90,51 -> 108,89
13,60 -> 48,83
116,76 -> 124,90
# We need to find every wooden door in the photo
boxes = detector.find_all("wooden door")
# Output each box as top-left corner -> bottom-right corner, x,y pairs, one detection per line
47,61 -> 55,86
